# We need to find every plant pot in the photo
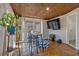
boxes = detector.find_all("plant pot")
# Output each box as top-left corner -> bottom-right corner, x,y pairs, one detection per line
7,25 -> 15,35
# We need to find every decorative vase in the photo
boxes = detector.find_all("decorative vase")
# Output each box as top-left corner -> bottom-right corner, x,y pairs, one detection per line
7,25 -> 15,35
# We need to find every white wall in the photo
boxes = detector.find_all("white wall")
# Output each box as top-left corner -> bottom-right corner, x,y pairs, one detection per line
48,7 -> 79,50
0,3 -> 14,18
48,15 -> 67,43
76,9 -> 79,50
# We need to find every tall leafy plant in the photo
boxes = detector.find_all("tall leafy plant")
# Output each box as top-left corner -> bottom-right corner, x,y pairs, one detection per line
0,13 -> 17,35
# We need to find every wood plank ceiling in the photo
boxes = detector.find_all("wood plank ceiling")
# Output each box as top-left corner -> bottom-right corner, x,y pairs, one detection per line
11,3 -> 79,20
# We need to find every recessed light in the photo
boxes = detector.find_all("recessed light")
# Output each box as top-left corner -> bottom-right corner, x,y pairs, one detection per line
46,7 -> 49,11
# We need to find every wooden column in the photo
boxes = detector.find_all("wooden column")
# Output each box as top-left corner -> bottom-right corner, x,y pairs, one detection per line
2,27 -> 7,56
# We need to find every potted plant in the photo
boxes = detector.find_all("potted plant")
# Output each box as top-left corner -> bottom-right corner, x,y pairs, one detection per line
0,12 -> 17,52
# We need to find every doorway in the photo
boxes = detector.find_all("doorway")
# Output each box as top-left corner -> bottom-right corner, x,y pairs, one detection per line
67,13 -> 76,48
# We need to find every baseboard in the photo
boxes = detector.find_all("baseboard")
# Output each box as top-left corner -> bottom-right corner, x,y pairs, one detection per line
62,42 -> 76,50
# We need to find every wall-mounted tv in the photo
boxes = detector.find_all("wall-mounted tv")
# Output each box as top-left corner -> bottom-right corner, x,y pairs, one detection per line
47,18 -> 61,30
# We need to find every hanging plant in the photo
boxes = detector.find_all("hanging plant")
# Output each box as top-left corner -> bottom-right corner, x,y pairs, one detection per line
0,12 -> 17,35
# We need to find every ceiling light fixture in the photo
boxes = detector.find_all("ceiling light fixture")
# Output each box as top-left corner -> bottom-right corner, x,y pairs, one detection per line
46,7 -> 50,11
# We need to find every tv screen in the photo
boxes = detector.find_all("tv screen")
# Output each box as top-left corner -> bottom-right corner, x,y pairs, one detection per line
47,18 -> 61,30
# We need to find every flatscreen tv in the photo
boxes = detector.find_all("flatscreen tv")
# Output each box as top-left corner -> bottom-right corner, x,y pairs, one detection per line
47,18 -> 61,30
